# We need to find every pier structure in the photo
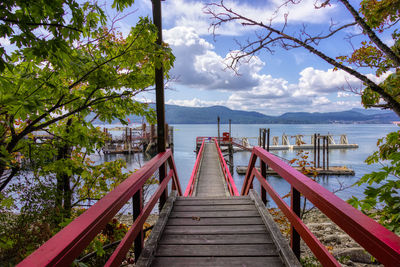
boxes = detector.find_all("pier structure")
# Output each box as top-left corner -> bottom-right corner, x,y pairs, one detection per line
21,137 -> 400,266
102,124 -> 174,155
256,133 -> 359,150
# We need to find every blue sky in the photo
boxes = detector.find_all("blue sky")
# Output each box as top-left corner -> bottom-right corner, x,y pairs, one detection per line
1,0 -> 394,115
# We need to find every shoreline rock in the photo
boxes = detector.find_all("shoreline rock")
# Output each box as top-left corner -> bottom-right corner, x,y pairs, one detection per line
268,208 -> 382,266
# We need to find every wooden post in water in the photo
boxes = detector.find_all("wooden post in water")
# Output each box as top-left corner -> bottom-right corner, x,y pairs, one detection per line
317,134 -> 321,168
313,133 -> 317,168
326,137 -> 329,170
217,116 -> 220,147
322,136 -> 325,170
152,0 -> 167,210
129,128 -> 132,153
125,127 -> 128,151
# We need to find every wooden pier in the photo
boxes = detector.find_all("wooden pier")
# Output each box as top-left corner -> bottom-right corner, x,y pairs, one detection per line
138,140 -> 299,266
102,124 -> 174,154
20,138 -> 400,266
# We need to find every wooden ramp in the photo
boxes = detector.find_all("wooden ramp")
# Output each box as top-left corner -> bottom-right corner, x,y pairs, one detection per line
194,142 -> 228,197
137,141 -> 299,266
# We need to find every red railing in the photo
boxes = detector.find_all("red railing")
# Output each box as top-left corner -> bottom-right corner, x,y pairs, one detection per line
18,149 -> 182,267
242,147 -> 400,266
231,140 -> 252,151
195,136 -> 230,146
184,138 -> 206,196
213,138 -> 239,196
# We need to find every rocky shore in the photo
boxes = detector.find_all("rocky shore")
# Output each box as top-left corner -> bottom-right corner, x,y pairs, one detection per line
269,208 -> 383,266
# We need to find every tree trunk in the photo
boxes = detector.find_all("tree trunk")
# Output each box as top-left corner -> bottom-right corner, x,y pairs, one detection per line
55,118 -> 73,220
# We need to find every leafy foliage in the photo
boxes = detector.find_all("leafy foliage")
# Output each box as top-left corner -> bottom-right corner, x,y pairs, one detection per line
360,0 -> 400,29
348,131 -> 400,234
0,0 -> 175,263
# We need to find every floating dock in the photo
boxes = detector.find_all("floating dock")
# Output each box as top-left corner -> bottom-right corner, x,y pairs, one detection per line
231,133 -> 358,151
236,166 -> 355,176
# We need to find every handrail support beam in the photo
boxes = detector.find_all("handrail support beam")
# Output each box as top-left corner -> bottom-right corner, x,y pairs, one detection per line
133,188 -> 144,262
291,186 -> 301,259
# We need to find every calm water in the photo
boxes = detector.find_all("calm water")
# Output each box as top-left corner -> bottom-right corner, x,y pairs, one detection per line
95,124 -> 399,204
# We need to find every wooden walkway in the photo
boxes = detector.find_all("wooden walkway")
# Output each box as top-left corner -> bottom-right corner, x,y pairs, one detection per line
194,143 -> 228,197
137,141 -> 299,266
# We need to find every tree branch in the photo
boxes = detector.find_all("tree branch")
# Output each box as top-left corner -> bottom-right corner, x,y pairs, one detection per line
338,0 -> 400,67
0,18 -> 83,33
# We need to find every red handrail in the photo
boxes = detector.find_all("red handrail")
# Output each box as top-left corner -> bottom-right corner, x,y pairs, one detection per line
242,147 -> 400,266
18,149 -> 181,267
213,138 -> 239,196
184,138 -> 205,196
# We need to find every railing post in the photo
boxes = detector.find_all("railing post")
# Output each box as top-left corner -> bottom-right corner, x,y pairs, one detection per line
152,0 -> 168,211
261,129 -> 267,205
291,186 -> 301,260
132,188 -> 143,262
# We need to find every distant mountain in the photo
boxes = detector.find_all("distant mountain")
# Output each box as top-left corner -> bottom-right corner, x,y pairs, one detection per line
165,105 -> 275,124
91,104 -> 399,124
350,108 -> 393,116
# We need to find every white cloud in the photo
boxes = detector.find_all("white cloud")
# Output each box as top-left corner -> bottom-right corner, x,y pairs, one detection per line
162,0 -> 336,36
295,67 -> 362,96
163,25 -> 386,115
166,98 -> 225,107
164,26 -> 262,91
337,92 -> 353,98
312,96 -> 331,106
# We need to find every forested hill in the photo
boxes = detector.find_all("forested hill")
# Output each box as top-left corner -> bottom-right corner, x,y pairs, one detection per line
162,105 -> 398,124
93,104 -> 399,124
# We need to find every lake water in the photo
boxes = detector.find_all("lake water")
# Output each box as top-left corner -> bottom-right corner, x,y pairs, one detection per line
95,124 -> 399,205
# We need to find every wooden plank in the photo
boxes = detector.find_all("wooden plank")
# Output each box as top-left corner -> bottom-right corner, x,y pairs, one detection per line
174,199 -> 253,205
195,143 -> 228,197
152,256 -> 284,267
163,225 -> 266,234
172,204 -> 256,212
166,216 -> 264,226
136,191 -> 177,267
155,244 -> 278,257
249,190 -> 301,267
169,210 -> 260,218
177,196 -> 250,200
159,233 -> 272,245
